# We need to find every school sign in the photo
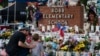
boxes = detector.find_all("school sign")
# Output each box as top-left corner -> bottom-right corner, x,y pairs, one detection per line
38,6 -> 84,28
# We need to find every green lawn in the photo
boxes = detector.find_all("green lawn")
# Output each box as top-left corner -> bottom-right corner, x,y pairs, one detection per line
0,5 -> 3,9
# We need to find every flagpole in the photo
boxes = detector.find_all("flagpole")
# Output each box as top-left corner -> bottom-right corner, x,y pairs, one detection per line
7,3 -> 9,24
0,15 -> 2,24
14,1 -> 16,31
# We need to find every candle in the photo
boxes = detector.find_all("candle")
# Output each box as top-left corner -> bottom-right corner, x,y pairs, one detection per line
56,51 -> 58,56
56,51 -> 63,56
66,52 -> 71,56
41,35 -> 45,41
42,26 -> 45,32
95,36 -> 99,43
47,25 -> 51,31
91,25 -> 94,32
99,50 -> 100,55
0,40 -> 3,47
31,25 -> 35,30
52,25 -> 55,29
83,23 -> 87,32
74,25 -> 79,32
96,25 -> 99,32
75,52 -> 80,56
59,51 -> 64,56
83,52 -> 90,56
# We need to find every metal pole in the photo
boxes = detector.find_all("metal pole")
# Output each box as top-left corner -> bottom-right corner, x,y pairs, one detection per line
14,1 -> 16,31
7,3 -> 9,24
0,15 -> 2,24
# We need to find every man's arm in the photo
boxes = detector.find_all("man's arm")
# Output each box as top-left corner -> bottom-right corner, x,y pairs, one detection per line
18,41 -> 35,48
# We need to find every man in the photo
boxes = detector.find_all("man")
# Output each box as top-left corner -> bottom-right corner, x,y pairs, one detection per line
5,27 -> 35,56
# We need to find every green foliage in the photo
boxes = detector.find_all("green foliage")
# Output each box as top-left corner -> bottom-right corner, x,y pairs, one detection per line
94,42 -> 100,50
0,0 -> 8,8
45,37 -> 51,42
80,0 -> 88,11
80,0 -> 88,7
0,5 -> 3,9
83,40 -> 91,51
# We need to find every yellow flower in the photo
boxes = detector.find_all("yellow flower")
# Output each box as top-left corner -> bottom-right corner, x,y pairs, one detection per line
60,45 -> 68,50
73,47 -> 79,51
79,41 -> 84,44
2,31 -> 12,38
79,44 -> 85,48
73,45 -> 79,51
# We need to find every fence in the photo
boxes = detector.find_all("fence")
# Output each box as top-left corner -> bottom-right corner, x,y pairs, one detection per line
44,51 -> 100,56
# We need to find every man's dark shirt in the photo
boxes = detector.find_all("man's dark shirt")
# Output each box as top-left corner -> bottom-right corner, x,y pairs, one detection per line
6,31 -> 26,56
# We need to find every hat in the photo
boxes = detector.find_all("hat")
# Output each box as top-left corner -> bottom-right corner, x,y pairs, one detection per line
19,27 -> 30,32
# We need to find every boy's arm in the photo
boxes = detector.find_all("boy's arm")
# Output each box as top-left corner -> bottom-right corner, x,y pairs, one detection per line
40,43 -> 44,56
41,51 -> 44,56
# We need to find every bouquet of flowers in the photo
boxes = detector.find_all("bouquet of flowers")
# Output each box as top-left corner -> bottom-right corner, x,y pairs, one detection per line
73,41 -> 85,51
2,31 -> 12,39
60,39 -> 90,52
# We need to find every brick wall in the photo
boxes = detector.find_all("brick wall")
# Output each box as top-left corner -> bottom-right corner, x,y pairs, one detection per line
38,6 -> 84,28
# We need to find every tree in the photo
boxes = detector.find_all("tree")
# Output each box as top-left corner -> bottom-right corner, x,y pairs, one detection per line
0,0 -> 8,8
80,0 -> 88,10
